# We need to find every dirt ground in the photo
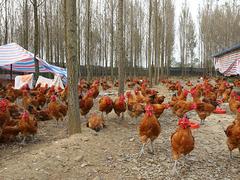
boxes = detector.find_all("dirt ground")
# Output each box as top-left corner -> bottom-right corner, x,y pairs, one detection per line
0,78 -> 239,180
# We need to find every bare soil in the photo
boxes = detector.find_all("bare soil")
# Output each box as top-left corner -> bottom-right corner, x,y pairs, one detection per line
0,78 -> 239,180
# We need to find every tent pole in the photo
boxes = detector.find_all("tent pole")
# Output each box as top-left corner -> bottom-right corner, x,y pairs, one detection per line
10,64 -> 13,81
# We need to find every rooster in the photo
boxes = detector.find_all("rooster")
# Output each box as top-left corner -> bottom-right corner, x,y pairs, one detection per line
138,104 -> 161,157
98,96 -> 113,119
90,81 -> 99,99
0,123 -> 20,142
223,108 -> 240,158
86,114 -> 105,132
101,82 -> 112,91
171,115 -> 195,174
229,91 -> 240,114
113,94 -> 126,120
195,98 -> 218,125
0,99 -> 11,135
18,111 -> 38,144
152,103 -> 170,119
22,90 -> 39,110
48,95 -> 68,125
79,90 -> 94,118
172,100 -> 196,118
28,105 -> 52,121
126,92 -> 144,122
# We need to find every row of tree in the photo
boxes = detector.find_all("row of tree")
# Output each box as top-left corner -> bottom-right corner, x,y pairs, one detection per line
0,0 -> 240,81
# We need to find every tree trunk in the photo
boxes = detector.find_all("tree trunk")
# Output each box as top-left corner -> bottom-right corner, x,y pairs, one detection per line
130,1 -> 133,77
23,0 -> 29,50
86,0 -> 91,82
44,0 -> 49,61
32,0 -> 40,82
154,0 -> 158,84
110,0 -> 114,79
148,0 -> 152,87
65,0 -> 81,134
117,0 -> 124,95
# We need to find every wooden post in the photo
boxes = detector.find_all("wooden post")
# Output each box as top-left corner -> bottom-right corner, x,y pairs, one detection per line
10,64 -> 13,81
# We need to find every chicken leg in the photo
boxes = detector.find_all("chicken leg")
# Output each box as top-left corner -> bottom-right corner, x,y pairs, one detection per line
121,113 -> 124,121
138,143 -> 146,158
21,136 -> 26,145
148,140 -> 154,154
200,119 -> 205,125
229,150 -> 233,159
171,160 -> 178,175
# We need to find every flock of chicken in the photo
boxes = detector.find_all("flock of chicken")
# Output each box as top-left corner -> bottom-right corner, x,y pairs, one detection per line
0,76 -> 240,174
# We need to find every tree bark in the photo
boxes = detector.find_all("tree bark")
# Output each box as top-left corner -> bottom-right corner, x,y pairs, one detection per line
117,0 -> 124,95
31,0 -> 41,82
86,0 -> 91,82
23,0 -> 29,50
148,0 -> 152,87
65,0 -> 81,134
110,0 -> 114,79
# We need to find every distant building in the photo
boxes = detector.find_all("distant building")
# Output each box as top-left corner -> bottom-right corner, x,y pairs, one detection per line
213,43 -> 240,76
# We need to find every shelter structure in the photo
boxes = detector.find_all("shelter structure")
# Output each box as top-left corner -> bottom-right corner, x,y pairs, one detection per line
213,43 -> 240,76
0,43 -> 67,79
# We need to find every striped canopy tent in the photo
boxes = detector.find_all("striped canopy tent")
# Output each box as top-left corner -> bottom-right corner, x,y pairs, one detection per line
0,43 -> 67,78
213,43 -> 240,76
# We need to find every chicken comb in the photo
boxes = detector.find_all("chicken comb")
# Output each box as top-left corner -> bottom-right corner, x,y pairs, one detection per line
134,90 -> 139,96
164,103 -> 170,109
178,115 -> 190,128
237,108 -> 240,113
237,95 -> 240,102
58,86 -> 63,92
183,89 -> 189,96
94,80 -> 100,84
141,83 -> 146,88
145,104 -> 153,112
23,84 -> 29,89
22,111 -> 29,118
50,95 -> 57,101
126,91 -> 131,97
119,94 -> 125,100
87,89 -> 94,96
0,99 -> 8,107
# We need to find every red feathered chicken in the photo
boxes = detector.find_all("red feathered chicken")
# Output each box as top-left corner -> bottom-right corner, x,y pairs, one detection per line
171,115 -> 195,174
138,104 -> 161,157
113,94 -> 126,120
98,96 -> 113,118
0,99 -> 11,134
79,90 -> 94,118
86,114 -> 105,132
18,111 -> 38,144
48,95 -> 68,125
